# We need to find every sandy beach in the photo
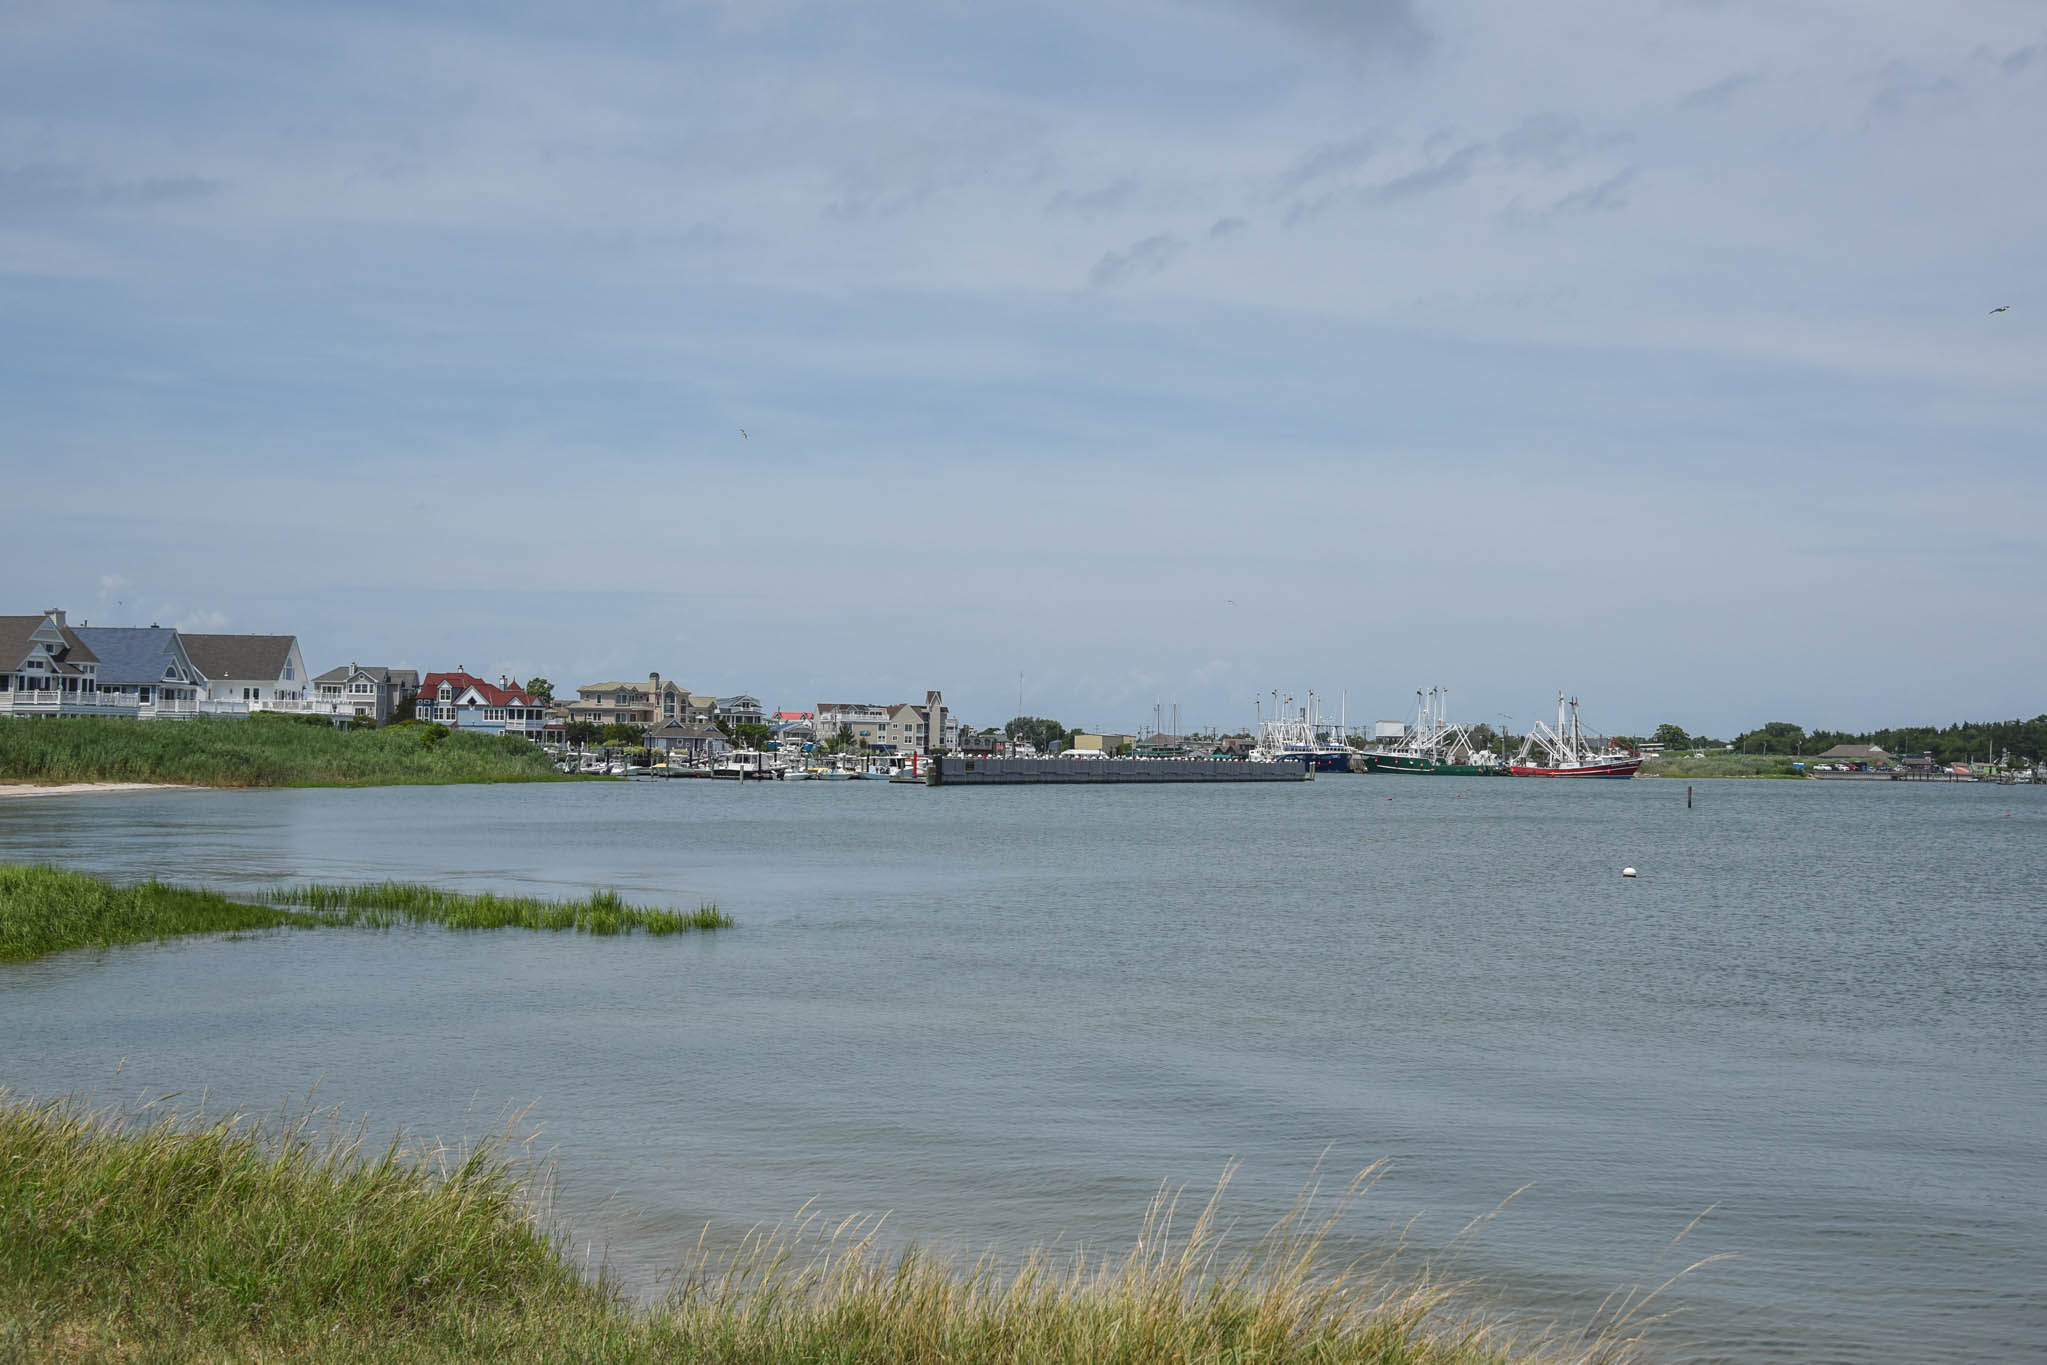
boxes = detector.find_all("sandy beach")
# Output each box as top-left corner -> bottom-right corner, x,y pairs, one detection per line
0,782 -> 189,800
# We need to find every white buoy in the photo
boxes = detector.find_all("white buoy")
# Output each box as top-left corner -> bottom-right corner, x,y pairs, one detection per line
1622,866 -> 1637,878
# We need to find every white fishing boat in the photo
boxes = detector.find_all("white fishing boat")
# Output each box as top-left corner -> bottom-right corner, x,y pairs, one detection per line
1248,689 -> 1354,770
1510,694 -> 1641,778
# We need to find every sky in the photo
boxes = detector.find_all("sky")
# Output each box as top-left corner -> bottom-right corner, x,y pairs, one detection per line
2,0 -> 2042,738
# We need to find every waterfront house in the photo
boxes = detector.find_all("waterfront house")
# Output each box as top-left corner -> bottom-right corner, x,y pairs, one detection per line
0,610 -> 102,713
647,719 -> 728,764
772,717 -> 817,750
182,633 -> 308,709
69,624 -> 205,714
312,664 -> 420,724
417,670 -> 548,738
714,694 -> 767,730
816,693 -> 957,754
565,674 -> 703,729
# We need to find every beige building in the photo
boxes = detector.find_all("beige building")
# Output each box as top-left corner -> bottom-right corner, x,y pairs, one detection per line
816,692 -> 958,754
1070,732 -> 1136,753
564,673 -> 709,728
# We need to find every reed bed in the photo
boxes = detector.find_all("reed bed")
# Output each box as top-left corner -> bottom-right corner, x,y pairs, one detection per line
262,880 -> 732,935
0,1094 -> 1641,1365
0,713 -> 575,788
0,864 -> 729,962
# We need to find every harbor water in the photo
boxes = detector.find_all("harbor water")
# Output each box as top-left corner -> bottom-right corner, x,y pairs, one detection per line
2,778 -> 2042,1363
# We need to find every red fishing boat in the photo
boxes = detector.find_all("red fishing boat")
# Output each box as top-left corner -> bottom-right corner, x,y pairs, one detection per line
1510,694 -> 1642,778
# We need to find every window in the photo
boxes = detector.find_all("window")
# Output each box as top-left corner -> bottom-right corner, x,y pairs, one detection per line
284,664 -> 294,681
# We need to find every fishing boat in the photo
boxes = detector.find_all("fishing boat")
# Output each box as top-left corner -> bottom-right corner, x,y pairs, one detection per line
1509,694 -> 1641,778
1250,689 -> 1355,771
1357,687 -> 1508,775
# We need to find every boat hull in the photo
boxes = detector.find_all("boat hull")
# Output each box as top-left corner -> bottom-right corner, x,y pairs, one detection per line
1508,759 -> 1641,778
1361,753 -> 1507,776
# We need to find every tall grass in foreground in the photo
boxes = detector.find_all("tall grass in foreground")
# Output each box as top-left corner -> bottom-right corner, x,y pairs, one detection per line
263,880 -> 732,934
0,713 -> 577,788
0,864 -> 729,962
0,1094 -> 1655,1365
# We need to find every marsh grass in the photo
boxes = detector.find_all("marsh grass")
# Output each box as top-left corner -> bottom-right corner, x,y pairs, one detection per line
0,713 -> 579,788
0,864 -> 317,963
0,864 -> 729,962
0,1094 -> 1662,1365
261,880 -> 732,935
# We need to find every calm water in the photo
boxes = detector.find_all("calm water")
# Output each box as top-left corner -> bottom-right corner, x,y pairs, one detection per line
3,777 -> 2043,1363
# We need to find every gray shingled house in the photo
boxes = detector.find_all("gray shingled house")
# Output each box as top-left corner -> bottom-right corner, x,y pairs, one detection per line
311,663 -> 420,724
69,625 -> 206,711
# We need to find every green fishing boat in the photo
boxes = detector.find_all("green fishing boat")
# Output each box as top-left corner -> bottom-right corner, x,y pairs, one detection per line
1356,687 -> 1510,776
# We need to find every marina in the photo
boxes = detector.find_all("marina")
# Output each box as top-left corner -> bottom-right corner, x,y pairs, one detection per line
928,754 -> 1310,784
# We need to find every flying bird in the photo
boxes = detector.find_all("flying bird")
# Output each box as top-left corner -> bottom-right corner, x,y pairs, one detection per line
740,428 -> 748,438
1990,306 -> 2010,314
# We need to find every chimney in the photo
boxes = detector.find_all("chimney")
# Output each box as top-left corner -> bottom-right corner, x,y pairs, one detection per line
45,608 -> 65,626
499,674 -> 509,689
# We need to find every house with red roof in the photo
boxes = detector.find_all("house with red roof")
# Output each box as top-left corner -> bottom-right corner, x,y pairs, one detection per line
416,669 -> 548,740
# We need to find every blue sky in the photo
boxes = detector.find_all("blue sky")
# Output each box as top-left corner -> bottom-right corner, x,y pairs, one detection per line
3,0 -> 2042,737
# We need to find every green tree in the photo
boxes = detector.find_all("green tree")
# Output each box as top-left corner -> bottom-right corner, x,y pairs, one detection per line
1004,716 -> 1069,753
601,722 -> 645,746
1651,723 -> 1691,749
563,719 -> 603,746
524,677 -> 554,703
1733,721 -> 1808,755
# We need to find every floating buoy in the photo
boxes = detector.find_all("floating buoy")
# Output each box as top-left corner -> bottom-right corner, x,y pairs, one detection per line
1622,867 -> 1637,878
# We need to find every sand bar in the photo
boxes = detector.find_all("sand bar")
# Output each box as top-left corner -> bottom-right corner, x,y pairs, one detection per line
0,782 -> 191,800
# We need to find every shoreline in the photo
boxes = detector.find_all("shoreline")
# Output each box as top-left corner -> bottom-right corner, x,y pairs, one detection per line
0,781 -> 192,800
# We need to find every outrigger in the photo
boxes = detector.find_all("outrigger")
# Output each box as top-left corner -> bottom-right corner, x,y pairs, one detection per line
1357,687 -> 1508,775
1510,694 -> 1641,778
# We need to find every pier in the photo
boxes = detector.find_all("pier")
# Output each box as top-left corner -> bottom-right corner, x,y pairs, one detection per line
927,756 -> 1309,785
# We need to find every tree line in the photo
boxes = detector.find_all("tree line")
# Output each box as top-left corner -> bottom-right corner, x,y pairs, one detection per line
1647,716 -> 2047,765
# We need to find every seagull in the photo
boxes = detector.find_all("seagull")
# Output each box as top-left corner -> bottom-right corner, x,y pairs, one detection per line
1990,306 -> 2011,314
1226,599 -> 1236,606
740,428 -> 748,438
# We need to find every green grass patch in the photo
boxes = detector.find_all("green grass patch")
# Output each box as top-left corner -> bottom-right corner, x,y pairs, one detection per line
0,1095 -> 1639,1364
0,864 -> 728,963
0,864 -> 317,963
259,880 -> 732,935
0,713 -> 584,788
1638,752 -> 1806,779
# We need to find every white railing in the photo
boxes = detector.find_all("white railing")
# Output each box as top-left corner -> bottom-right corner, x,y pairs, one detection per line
0,692 -> 137,717
251,697 -> 354,716
0,692 -> 353,721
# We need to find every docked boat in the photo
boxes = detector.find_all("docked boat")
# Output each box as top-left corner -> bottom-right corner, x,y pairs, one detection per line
711,750 -> 782,779
1509,694 -> 1641,778
1250,689 -> 1355,771
1357,687 -> 1508,775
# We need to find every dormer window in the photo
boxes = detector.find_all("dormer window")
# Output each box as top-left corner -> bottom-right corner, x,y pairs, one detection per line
439,684 -> 452,700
